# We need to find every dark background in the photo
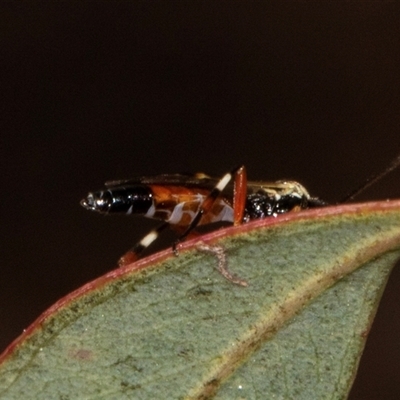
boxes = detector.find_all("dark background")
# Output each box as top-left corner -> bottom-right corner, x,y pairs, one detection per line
1,2 -> 400,398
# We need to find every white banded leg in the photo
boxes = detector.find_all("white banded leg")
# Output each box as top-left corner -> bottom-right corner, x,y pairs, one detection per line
173,166 -> 243,251
173,166 -> 248,287
118,222 -> 170,267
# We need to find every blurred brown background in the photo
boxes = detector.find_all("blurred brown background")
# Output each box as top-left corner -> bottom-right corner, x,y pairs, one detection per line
1,2 -> 400,398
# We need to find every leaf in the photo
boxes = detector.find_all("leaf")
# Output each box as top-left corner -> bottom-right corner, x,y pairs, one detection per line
1,200 -> 400,399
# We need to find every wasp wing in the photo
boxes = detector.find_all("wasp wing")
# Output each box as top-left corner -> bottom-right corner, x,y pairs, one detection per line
105,175 -> 311,195
105,173 -> 225,191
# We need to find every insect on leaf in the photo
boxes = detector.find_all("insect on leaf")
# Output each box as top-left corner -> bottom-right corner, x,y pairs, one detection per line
1,200 -> 400,399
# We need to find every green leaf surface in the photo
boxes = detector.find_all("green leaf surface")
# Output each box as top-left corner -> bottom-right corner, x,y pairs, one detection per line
1,201 -> 400,399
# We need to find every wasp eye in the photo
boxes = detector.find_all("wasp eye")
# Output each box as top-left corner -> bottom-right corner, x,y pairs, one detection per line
80,191 -> 112,213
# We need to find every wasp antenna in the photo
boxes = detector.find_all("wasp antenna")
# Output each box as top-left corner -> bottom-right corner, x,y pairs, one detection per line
340,150 -> 400,203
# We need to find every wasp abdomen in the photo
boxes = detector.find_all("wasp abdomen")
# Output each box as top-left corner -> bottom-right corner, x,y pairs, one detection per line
81,185 -> 153,215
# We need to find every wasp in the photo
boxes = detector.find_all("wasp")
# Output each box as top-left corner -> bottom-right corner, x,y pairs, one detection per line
81,154 -> 400,285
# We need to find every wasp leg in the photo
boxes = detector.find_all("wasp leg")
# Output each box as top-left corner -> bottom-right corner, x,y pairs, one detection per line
173,165 -> 246,253
118,222 -> 170,267
232,165 -> 247,225
172,166 -> 248,286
